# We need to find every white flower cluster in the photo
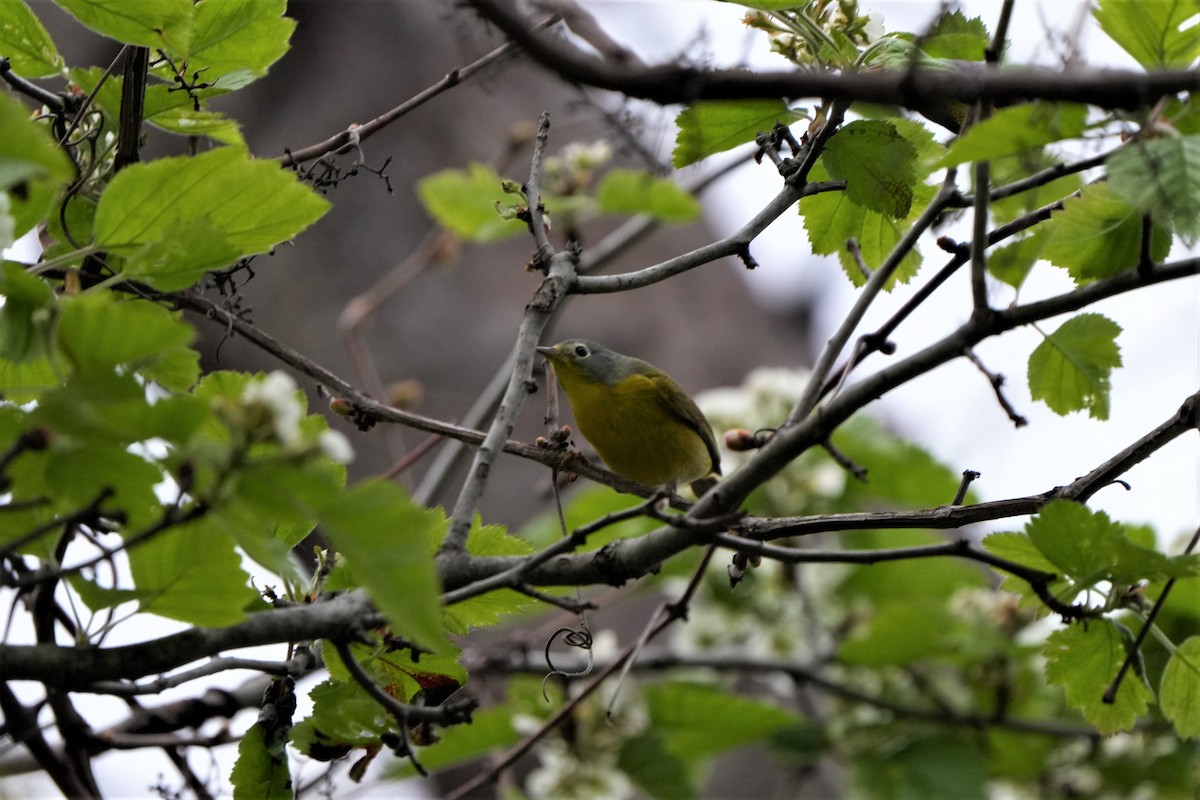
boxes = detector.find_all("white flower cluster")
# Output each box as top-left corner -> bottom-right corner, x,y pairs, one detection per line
238,371 -> 353,463
696,367 -> 847,515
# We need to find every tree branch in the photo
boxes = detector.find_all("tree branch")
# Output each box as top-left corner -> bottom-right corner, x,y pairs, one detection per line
465,0 -> 1199,109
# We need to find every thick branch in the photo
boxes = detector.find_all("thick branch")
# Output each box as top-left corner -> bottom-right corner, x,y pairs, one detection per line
466,0 -> 1199,109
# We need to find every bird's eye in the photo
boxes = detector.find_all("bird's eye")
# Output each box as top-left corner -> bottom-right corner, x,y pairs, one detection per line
573,344 -> 589,358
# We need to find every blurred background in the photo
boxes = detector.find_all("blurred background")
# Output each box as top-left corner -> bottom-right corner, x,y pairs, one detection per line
6,1 -> 1199,797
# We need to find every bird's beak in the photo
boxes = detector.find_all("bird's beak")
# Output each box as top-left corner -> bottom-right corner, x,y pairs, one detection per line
535,346 -> 554,358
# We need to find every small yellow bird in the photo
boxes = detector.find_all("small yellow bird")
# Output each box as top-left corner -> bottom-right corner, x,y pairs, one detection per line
537,339 -> 721,494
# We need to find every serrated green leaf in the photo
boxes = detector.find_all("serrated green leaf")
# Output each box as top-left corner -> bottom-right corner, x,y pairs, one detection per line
416,163 -> 526,243
1093,0 -> 1200,69
1025,500 -> 1123,579
0,0 -> 64,76
673,99 -> 802,168
919,10 -> 990,60
1042,183 -> 1171,282
0,92 -> 75,237
319,481 -> 452,654
987,231 -> 1047,288
1108,135 -> 1200,244
645,681 -> 799,759
128,519 -> 258,625
56,292 -> 194,374
93,147 -> 329,265
982,531 -> 1059,574
800,161 -> 924,288
1027,313 -> 1122,419
822,120 -> 917,218
596,168 -> 701,223
187,0 -> 294,79
54,0 -> 194,52
291,678 -> 391,754
1160,636 -> 1200,739
441,515 -> 535,634
1044,622 -> 1152,734
231,720 -> 294,800
936,103 -> 1088,168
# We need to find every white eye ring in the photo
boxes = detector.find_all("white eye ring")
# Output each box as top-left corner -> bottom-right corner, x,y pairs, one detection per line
573,344 -> 589,358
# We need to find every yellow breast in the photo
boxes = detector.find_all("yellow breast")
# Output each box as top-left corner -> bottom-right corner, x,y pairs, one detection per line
559,373 -> 714,487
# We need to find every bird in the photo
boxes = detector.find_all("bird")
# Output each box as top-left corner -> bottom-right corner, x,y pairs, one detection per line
537,339 -> 721,495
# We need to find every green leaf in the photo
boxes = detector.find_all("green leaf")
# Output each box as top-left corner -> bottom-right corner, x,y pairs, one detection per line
919,10 -> 990,60
989,152 -> 1084,225
416,163 -> 526,243
1044,622 -> 1152,734
319,480 -> 452,653
644,681 -> 799,759
837,531 -> 990,602
0,0 -> 64,76
1027,313 -> 1122,419
442,517 -> 535,634
56,292 -> 194,374
47,444 -> 163,529
840,600 -> 952,665
35,371 -> 210,446
850,734 -> 987,800
67,575 -> 142,612
1160,636 -> 1200,739
981,531 -> 1059,574
128,518 -> 258,625
832,415 -> 972,508
145,105 -> 245,147
120,217 -> 242,290
93,147 -> 329,267
800,167 -> 924,288
1093,0 -> 1200,69
0,92 -> 75,237
936,103 -> 1088,168
1025,500 -> 1124,580
386,707 -> 518,780
231,719 -> 294,800
187,0 -> 294,79
521,486 -> 657,551
618,731 -> 696,800
1042,183 -> 1171,282
290,678 -> 391,755
596,168 -> 701,223
0,261 -> 55,363
1107,135 -> 1200,244
987,231 -> 1046,289
54,0 -> 194,52
673,99 -> 802,168
822,120 -> 917,218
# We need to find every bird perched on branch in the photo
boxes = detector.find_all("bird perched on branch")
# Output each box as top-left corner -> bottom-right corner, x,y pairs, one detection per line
537,339 -> 721,495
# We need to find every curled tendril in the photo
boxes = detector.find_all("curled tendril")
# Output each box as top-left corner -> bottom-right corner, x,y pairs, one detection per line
541,622 -> 594,701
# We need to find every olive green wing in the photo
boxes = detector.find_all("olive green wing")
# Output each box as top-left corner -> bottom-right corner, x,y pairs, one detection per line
651,372 -> 722,476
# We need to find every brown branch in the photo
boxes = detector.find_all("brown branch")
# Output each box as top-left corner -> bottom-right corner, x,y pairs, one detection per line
465,0 -> 1199,109
278,16 -> 556,167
